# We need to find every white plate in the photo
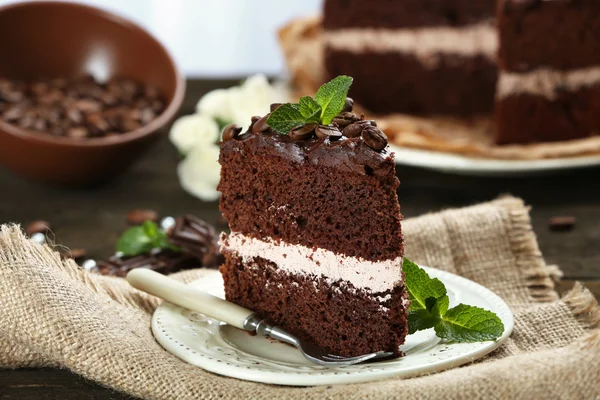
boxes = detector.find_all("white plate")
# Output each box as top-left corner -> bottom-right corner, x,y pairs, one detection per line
390,145 -> 600,176
152,267 -> 514,386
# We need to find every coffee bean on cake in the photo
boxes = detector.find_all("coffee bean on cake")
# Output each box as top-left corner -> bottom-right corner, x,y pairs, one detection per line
222,124 -> 243,141
342,122 -> 364,138
0,75 -> 165,139
289,123 -> 317,140
361,125 -> 388,150
315,124 -> 342,140
251,114 -> 271,134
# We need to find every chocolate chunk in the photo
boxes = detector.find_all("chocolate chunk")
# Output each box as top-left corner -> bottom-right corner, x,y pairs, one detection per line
126,209 -> 159,225
342,122 -> 364,138
25,220 -> 51,235
60,247 -> 87,260
361,126 -> 388,151
92,250 -> 201,277
167,215 -> 224,268
270,103 -> 283,112
222,124 -> 243,141
549,216 -> 576,232
251,114 -> 270,134
289,123 -> 317,140
342,97 -> 354,112
315,125 -> 342,140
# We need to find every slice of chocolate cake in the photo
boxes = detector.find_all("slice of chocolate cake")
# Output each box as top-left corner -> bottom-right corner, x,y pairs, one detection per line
218,77 -> 408,358
322,0 -> 497,116
496,0 -> 600,144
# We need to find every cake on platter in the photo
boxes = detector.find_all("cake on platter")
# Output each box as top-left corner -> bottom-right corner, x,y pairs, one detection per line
279,1 -> 600,156
217,76 -> 409,358
496,0 -> 600,144
323,0 -> 497,116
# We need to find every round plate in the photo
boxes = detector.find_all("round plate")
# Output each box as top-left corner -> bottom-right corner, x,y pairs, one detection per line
390,145 -> 600,177
152,266 -> 514,386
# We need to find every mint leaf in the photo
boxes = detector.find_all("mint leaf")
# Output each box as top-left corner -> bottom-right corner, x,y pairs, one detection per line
298,96 -> 322,123
266,103 -> 306,134
408,296 -> 442,334
435,304 -> 505,342
403,258 -> 448,314
116,221 -> 179,256
116,225 -> 154,256
314,75 -> 353,124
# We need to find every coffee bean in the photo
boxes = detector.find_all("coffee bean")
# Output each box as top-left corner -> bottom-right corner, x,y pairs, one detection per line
67,127 -> 88,139
289,123 -> 317,140
361,126 -> 388,151
270,103 -> 282,112
342,97 -> 354,112
252,114 -> 270,134
357,119 -> 377,127
315,124 -> 342,140
549,216 -> 576,232
333,112 -> 360,129
67,248 -> 87,260
222,124 -> 243,141
0,75 -> 165,139
127,209 -> 159,225
25,220 -> 51,235
343,123 -> 364,138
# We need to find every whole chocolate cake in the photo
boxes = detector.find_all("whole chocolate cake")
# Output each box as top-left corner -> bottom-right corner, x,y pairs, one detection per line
322,0 -> 497,116
495,0 -> 600,144
218,78 -> 408,358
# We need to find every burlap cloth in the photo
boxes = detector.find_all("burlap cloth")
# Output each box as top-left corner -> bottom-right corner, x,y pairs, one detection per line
279,16 -> 600,160
1,196 -> 599,399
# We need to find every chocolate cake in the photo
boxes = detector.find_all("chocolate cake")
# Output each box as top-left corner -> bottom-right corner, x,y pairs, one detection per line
218,99 -> 408,357
495,0 -> 600,144
322,0 -> 497,116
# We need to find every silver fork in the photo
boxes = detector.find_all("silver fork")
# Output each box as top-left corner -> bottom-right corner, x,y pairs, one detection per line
127,269 -> 393,366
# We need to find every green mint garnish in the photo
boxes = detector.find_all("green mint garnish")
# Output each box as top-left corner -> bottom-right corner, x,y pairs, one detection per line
314,75 -> 353,124
265,103 -> 306,134
298,96 -> 322,123
403,258 -> 504,342
116,221 -> 179,257
266,75 -> 353,134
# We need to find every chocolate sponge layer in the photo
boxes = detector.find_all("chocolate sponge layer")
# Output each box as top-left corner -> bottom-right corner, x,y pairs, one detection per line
218,134 -> 403,262
220,251 -> 409,358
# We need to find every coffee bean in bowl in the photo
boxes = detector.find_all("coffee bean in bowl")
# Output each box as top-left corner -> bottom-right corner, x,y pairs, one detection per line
0,75 -> 166,139
0,1 -> 185,185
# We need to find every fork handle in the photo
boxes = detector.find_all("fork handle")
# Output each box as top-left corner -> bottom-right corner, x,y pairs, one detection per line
126,268 -> 254,330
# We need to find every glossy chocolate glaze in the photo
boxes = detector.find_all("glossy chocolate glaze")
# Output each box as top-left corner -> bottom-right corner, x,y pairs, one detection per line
220,129 -> 395,177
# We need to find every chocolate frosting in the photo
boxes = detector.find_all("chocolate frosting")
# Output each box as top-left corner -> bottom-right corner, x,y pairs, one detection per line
220,131 -> 396,177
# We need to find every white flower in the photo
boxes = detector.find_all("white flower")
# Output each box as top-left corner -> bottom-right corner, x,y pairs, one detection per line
169,114 -> 219,155
177,144 -> 221,202
196,74 -> 290,127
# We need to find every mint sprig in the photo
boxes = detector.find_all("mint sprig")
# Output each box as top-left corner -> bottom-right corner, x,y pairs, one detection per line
116,221 -> 179,257
266,75 -> 353,134
403,258 -> 505,342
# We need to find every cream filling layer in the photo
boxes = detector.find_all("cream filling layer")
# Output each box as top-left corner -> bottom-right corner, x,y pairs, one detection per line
323,22 -> 497,58
220,232 -> 403,293
497,66 -> 600,100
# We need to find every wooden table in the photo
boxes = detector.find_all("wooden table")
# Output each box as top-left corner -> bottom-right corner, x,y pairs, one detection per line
1,80 -> 599,399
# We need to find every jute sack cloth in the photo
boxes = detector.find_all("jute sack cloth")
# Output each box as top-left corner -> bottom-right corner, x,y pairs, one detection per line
0,196 -> 599,400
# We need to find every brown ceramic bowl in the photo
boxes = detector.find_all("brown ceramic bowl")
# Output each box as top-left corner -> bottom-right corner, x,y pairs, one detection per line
0,1 -> 185,185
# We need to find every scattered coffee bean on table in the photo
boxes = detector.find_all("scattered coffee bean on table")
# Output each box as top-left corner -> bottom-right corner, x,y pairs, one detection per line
126,209 -> 159,225
25,220 -> 51,235
0,75 -> 165,139
549,216 -> 576,232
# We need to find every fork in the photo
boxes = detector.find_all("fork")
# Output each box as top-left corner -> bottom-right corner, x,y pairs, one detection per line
127,269 -> 392,366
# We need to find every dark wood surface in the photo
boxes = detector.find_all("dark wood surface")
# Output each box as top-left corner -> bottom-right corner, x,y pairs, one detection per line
1,80 -> 599,399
